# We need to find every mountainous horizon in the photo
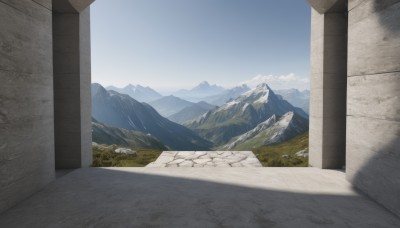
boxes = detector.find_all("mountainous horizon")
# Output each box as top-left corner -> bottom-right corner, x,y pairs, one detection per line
91,82 -> 309,151
92,83 -> 213,150
168,101 -> 217,124
172,81 -> 225,101
201,84 -> 251,106
148,95 -> 194,117
275,88 -> 310,114
185,83 -> 308,146
106,84 -> 163,102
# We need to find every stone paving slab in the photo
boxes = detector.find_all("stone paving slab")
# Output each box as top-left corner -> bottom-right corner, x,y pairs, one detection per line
146,151 -> 263,167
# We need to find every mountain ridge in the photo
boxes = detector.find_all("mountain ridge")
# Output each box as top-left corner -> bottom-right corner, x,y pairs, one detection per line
221,111 -> 309,150
185,83 -> 308,146
92,83 -> 213,150
92,118 -> 167,150
106,84 -> 163,102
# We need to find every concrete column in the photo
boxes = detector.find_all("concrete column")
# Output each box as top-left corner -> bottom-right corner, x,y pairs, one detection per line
308,2 -> 347,169
53,0 -> 94,168
346,0 -> 400,217
0,0 -> 54,214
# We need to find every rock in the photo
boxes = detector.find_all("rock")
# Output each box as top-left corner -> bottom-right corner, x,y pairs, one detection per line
281,154 -> 290,159
168,159 -> 186,165
295,149 -> 309,158
231,162 -> 243,167
179,161 -> 194,167
193,158 -> 212,164
114,148 -> 137,156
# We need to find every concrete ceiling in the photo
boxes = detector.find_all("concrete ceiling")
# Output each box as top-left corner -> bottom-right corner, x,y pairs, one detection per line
307,0 -> 347,14
53,0 -> 95,13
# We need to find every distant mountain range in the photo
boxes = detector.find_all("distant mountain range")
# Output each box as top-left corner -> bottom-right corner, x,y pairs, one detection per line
168,101 -> 217,124
106,84 -> 163,102
201,84 -> 251,106
148,95 -> 194,117
172,81 -> 224,101
92,118 -> 167,150
92,82 -> 309,151
275,89 -> 310,114
185,83 -> 308,146
92,83 -> 212,150
221,112 -> 309,150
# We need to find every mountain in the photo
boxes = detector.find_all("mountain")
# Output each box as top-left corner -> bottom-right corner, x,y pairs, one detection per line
106,84 -> 163,102
185,83 -> 308,146
221,112 -> 309,150
92,83 -> 212,150
275,89 -> 310,114
201,84 -> 251,106
172,81 -> 224,101
168,101 -> 217,124
148,95 -> 194,117
92,118 -> 167,150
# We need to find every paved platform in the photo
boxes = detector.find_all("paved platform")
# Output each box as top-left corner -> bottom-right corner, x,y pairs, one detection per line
146,151 -> 263,167
0,168 -> 399,228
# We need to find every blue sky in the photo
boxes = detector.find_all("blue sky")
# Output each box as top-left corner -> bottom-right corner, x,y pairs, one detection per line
91,0 -> 311,93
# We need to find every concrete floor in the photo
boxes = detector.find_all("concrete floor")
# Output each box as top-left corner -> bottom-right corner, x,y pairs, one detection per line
0,168 -> 399,228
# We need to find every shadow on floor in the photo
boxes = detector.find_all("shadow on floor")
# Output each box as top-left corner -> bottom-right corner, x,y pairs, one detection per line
0,168 -> 398,228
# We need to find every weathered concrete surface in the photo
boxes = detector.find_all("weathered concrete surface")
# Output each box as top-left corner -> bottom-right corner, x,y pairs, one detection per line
309,7 -> 347,169
0,168 -> 399,228
147,151 -> 262,167
348,1 -> 400,76
53,0 -> 94,13
307,0 -> 346,14
347,72 -> 400,121
346,0 -> 400,218
53,1 -> 92,168
0,0 -> 55,214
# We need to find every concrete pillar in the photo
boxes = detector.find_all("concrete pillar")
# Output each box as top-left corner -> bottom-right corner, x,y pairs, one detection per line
0,0 -> 54,214
53,0 -> 94,168
308,1 -> 347,169
346,0 -> 400,217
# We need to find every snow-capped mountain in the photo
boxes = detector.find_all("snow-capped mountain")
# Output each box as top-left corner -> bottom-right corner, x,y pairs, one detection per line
106,84 -> 163,102
148,95 -> 194,117
172,81 -> 224,101
275,89 -> 310,114
92,83 -> 212,150
221,112 -> 309,150
201,84 -> 251,106
185,83 -> 308,146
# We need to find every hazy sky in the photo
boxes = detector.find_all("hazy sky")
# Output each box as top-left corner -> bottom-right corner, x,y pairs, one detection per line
91,0 -> 311,93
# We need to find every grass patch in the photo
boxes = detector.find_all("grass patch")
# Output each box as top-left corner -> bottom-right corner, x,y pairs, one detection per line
253,132 -> 309,167
92,144 -> 162,167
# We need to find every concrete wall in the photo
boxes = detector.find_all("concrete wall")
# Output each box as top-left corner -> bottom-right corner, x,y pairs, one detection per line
309,4 -> 347,169
0,0 -> 93,214
53,4 -> 92,169
346,0 -> 400,217
0,0 -> 55,214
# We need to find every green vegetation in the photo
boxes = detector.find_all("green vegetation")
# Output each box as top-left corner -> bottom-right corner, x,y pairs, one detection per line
253,132 -> 309,167
92,144 -> 162,167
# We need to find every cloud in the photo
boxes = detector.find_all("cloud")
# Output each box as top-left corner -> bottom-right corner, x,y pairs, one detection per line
240,73 -> 310,90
